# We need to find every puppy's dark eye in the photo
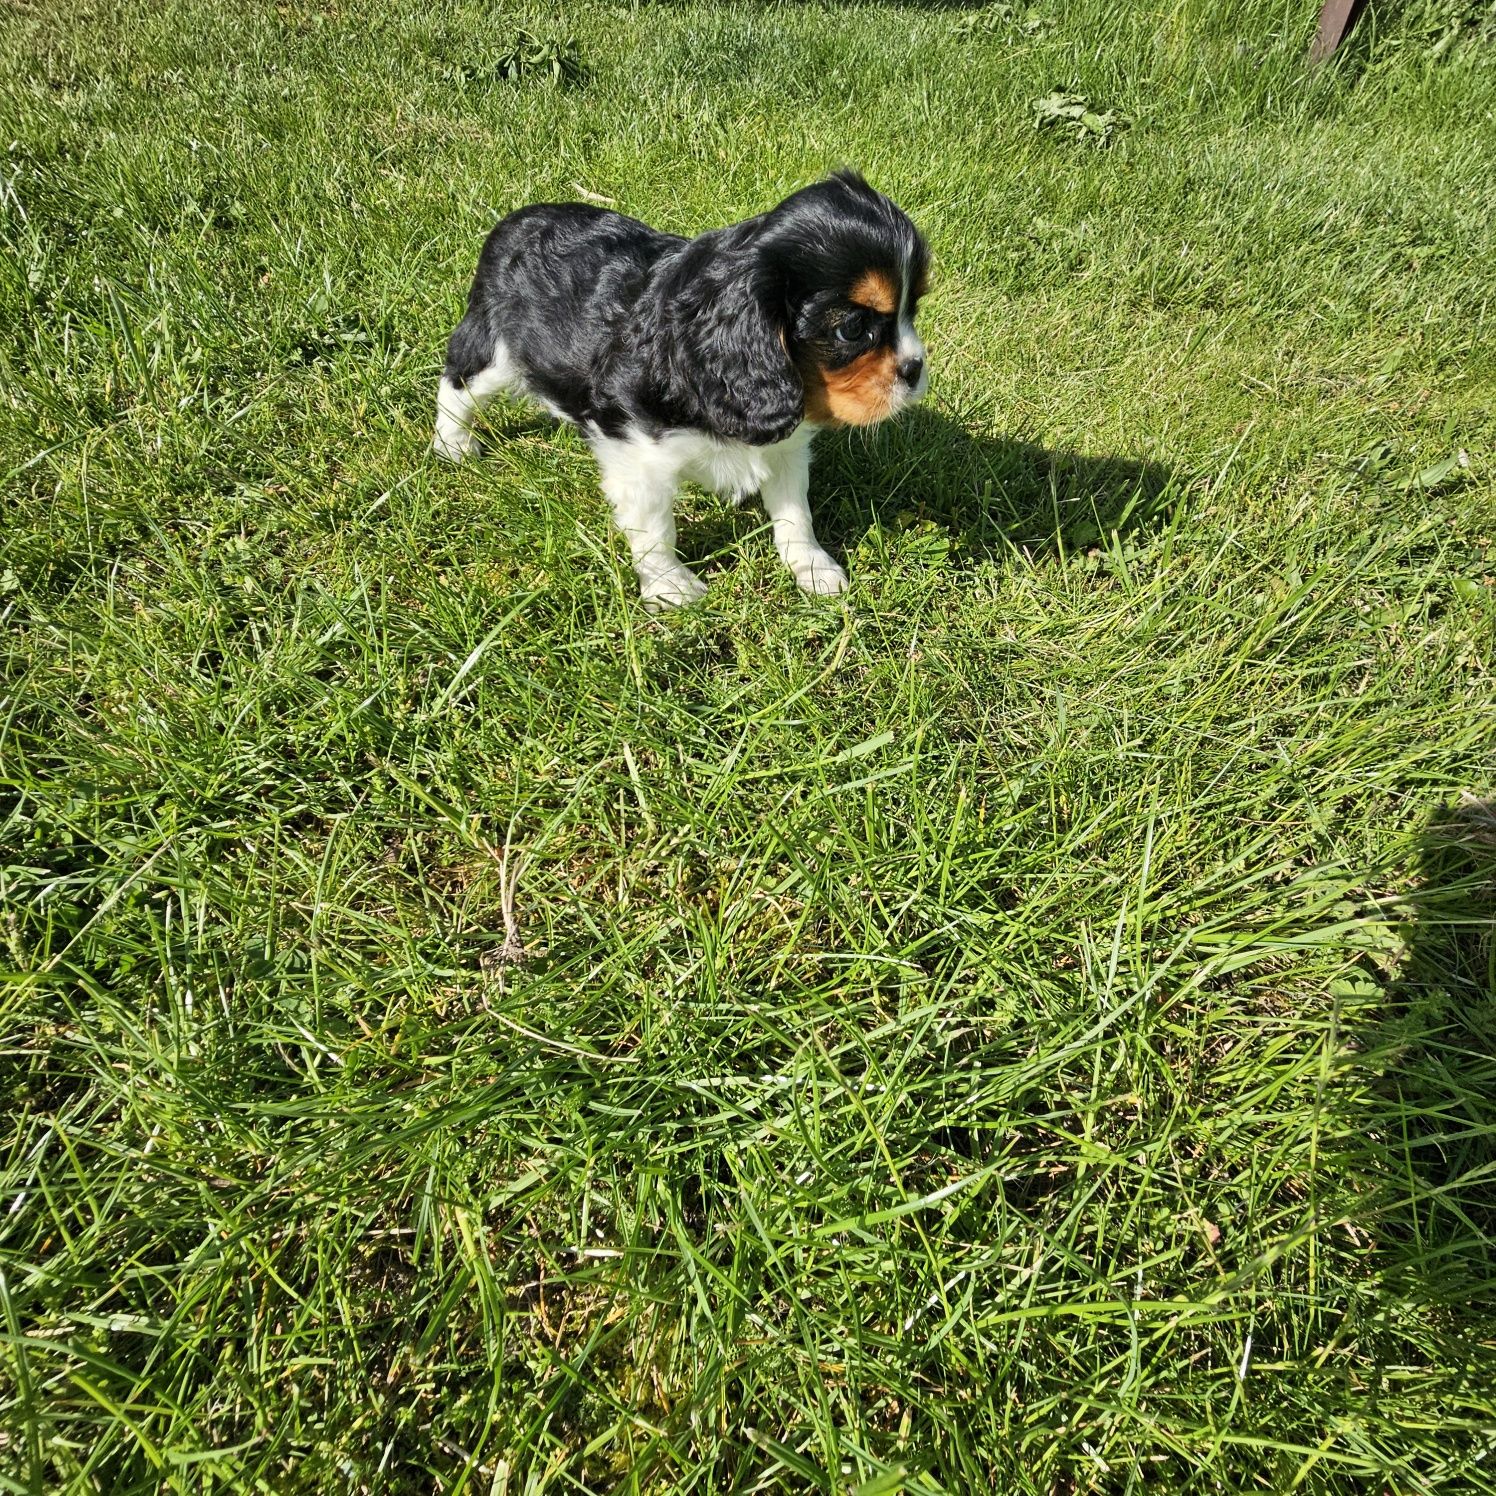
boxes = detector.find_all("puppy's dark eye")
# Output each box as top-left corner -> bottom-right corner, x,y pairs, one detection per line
834,313 -> 869,344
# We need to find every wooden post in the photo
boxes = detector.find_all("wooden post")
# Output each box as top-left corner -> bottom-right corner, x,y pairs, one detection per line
1309,0 -> 1365,65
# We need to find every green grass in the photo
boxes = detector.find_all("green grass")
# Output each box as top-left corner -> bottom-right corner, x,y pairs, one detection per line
3,0 -> 1495,1490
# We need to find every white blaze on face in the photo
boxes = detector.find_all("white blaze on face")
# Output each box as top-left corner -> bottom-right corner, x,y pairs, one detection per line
895,249 -> 928,403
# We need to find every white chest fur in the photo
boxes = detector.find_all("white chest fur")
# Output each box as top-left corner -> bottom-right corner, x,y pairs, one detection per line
596,423 -> 817,505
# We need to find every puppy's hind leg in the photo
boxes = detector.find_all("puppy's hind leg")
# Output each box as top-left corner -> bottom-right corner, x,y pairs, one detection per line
433,316 -> 518,461
592,437 -> 707,609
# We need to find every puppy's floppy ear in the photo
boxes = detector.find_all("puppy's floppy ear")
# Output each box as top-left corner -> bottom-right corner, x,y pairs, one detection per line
656,236 -> 804,445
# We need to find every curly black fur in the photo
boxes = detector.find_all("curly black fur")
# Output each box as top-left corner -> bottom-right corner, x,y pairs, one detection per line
442,171 -> 928,445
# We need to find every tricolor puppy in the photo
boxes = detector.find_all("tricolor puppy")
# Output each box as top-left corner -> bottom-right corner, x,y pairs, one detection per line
434,171 -> 929,607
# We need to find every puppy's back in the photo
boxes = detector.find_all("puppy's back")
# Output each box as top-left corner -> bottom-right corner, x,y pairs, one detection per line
464,205 -> 680,376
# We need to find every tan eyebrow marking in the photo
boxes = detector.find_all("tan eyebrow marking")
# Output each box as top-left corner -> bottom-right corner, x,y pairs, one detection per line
849,268 -> 897,314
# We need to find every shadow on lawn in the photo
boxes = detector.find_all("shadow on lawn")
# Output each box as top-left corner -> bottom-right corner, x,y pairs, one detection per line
818,402 -> 1183,562
1368,797 -> 1496,1253
678,403 -> 1186,574
1323,793 -> 1496,1453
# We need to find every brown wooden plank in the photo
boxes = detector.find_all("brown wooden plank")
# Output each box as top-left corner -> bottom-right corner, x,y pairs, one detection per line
1309,0 -> 1364,65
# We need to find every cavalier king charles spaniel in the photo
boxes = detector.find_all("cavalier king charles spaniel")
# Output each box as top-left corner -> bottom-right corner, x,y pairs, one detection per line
433,170 -> 929,608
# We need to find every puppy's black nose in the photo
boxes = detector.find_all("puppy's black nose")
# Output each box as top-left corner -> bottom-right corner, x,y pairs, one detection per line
897,355 -> 925,386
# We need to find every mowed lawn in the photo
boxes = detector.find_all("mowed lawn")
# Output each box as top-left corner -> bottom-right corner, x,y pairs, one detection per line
3,0 -> 1495,1490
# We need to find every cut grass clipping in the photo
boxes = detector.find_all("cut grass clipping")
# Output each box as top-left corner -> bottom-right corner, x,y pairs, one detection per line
2,0 -> 1495,1492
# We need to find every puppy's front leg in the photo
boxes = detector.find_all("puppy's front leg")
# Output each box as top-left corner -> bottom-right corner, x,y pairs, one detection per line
761,442 -> 847,596
593,440 -> 707,609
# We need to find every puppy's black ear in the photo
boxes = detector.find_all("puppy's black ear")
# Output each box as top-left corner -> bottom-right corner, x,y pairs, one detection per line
655,237 -> 803,444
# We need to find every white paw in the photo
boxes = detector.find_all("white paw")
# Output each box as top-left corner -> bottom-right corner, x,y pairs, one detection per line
432,423 -> 478,462
791,550 -> 849,597
640,566 -> 709,610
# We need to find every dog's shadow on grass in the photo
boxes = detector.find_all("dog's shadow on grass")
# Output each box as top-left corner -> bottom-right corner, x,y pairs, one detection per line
686,404 -> 1186,576
1360,798 -> 1496,1291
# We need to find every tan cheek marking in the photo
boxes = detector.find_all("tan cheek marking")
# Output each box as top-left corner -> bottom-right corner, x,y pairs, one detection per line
849,269 -> 896,315
801,347 -> 898,427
